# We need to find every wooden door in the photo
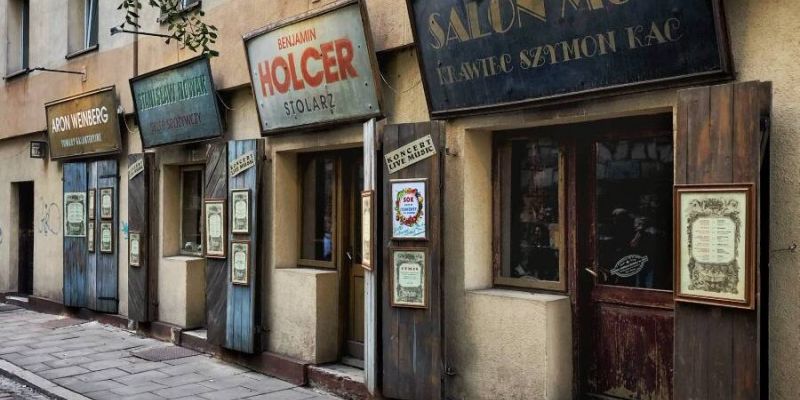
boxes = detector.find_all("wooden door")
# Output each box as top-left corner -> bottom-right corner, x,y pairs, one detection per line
580,116 -> 675,399
17,182 -> 34,295
128,154 -> 158,322
342,151 -> 365,364
381,122 -> 444,400
205,143 -> 228,347
91,159 -> 119,313
63,162 -> 88,308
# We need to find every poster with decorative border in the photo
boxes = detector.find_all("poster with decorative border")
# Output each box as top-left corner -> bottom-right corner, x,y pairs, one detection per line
391,179 -> 427,240
674,183 -> 756,309
231,189 -> 250,234
88,222 -> 95,253
231,241 -> 250,286
361,190 -> 374,270
88,189 -> 96,220
129,231 -> 141,267
204,199 -> 226,258
390,247 -> 427,308
99,187 -> 114,220
99,221 -> 114,253
64,192 -> 87,237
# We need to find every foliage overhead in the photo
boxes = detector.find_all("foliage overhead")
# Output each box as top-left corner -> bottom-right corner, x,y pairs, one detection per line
117,0 -> 219,57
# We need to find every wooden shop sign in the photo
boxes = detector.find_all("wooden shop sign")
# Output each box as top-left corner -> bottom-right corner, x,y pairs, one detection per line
45,87 -> 122,160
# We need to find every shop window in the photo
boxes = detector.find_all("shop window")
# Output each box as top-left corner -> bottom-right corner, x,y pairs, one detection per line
494,137 -> 566,291
298,155 -> 336,268
5,0 -> 29,76
180,166 -> 204,256
67,0 -> 99,57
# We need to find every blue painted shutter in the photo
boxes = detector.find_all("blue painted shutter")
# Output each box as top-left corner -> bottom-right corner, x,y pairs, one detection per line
63,162 -> 88,308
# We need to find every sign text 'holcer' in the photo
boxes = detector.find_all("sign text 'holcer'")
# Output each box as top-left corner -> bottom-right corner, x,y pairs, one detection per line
244,0 -> 381,134
408,0 -> 732,116
45,87 -> 122,160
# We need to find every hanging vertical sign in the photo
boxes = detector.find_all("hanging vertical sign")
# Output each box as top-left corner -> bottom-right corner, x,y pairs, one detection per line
243,0 -> 382,134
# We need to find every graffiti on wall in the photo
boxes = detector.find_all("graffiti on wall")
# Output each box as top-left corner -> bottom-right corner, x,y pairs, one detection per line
121,221 -> 129,240
37,200 -> 61,236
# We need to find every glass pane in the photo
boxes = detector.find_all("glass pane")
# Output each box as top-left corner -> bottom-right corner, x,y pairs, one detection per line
301,156 -> 335,262
181,168 -> 203,255
595,137 -> 673,290
503,139 -> 561,282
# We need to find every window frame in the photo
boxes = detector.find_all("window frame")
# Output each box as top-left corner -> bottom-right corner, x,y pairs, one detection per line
66,0 -> 99,59
158,0 -> 202,23
297,153 -> 340,269
5,0 -> 29,78
179,165 -> 205,257
492,135 -> 568,292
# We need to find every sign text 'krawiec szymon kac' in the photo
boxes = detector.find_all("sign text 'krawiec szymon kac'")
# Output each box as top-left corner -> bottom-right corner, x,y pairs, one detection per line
244,0 -> 382,134
45,87 -> 122,160
130,56 -> 224,148
407,0 -> 732,116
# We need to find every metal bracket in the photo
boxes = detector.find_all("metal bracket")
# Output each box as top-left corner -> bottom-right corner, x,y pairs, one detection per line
444,147 -> 458,157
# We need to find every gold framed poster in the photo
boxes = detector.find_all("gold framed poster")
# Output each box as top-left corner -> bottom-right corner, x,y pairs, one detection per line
88,189 -> 96,220
99,187 -> 114,220
99,221 -> 113,253
231,241 -> 250,285
129,231 -> 141,267
231,189 -> 250,234
204,199 -> 226,258
88,221 -> 95,253
63,192 -> 87,237
391,179 -> 427,240
674,183 -> 756,309
361,190 -> 374,270
390,247 -> 427,308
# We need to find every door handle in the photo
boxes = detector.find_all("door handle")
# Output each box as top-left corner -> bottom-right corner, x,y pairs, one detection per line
584,268 -> 599,278
346,251 -> 353,262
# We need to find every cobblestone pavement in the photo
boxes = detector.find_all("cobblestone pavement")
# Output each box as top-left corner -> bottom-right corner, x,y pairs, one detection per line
0,375 -> 51,399
0,306 -> 341,400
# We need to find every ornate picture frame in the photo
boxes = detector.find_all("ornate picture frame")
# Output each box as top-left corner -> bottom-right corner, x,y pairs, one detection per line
129,231 -> 141,267
63,192 -> 87,237
99,221 -> 114,253
231,189 -> 251,234
99,187 -> 114,220
390,247 -> 428,308
88,189 -> 96,220
361,190 -> 374,270
674,183 -> 756,309
87,221 -> 95,253
204,199 -> 226,258
231,240 -> 250,286
390,179 -> 427,241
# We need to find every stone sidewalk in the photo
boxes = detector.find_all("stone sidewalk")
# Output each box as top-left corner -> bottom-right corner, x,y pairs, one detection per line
0,305 -> 341,400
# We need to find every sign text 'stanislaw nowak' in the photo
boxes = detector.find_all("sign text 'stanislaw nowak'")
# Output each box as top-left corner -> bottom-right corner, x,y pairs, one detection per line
408,0 -> 731,116
244,1 -> 381,134
45,87 -> 122,160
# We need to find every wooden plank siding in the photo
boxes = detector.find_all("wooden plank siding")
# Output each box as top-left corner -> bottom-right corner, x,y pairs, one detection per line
128,154 -> 157,322
381,122 -> 444,400
674,81 -> 770,399
63,162 -> 88,308
205,143 -> 228,347
93,159 -> 119,313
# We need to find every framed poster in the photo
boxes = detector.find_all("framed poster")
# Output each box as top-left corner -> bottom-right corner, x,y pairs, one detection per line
674,184 -> 756,309
88,189 -> 96,220
99,221 -> 114,253
129,231 -> 141,267
63,192 -> 87,237
361,190 -> 374,270
231,241 -> 250,285
204,199 -> 226,258
231,189 -> 250,234
391,179 -> 427,240
99,187 -> 114,219
87,222 -> 95,253
390,248 -> 427,308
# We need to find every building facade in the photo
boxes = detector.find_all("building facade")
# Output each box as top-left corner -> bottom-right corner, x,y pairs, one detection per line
0,0 -> 797,399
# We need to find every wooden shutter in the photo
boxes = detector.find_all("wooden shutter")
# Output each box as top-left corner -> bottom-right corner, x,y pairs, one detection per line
674,81 -> 771,399
381,122 -> 445,400
225,139 -> 262,353
63,162 -> 88,308
91,159 -> 119,313
205,142 -> 228,347
128,154 -> 157,322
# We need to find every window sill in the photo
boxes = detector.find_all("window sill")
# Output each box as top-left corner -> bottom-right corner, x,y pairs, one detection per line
467,288 -> 569,303
164,255 -> 204,262
3,68 -> 29,81
65,45 -> 99,60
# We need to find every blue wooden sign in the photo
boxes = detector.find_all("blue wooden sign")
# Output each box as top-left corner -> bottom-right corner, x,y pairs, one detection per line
130,56 -> 224,148
407,0 -> 732,116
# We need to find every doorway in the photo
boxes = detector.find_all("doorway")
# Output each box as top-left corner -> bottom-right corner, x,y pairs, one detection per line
15,182 -> 34,295
341,150 -> 365,367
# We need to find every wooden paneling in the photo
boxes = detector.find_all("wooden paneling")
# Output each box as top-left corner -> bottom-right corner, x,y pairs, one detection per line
205,143 -> 228,347
93,159 -> 119,313
86,163 -> 98,311
63,162 -> 88,308
674,81 -> 769,399
225,139 -> 262,354
128,154 -> 157,322
381,122 -> 444,400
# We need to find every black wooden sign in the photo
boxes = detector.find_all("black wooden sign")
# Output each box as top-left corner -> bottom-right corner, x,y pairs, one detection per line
407,0 -> 732,117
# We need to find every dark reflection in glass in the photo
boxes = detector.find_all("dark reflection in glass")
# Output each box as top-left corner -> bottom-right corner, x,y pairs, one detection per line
505,138 -> 560,282
301,156 -> 335,262
595,137 -> 673,290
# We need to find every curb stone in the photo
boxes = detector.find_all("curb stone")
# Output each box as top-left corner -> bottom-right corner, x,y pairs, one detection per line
0,359 -> 91,400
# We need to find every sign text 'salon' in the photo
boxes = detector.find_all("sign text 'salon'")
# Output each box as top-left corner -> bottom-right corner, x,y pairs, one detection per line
243,0 -> 382,134
45,87 -> 122,160
407,0 -> 732,117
